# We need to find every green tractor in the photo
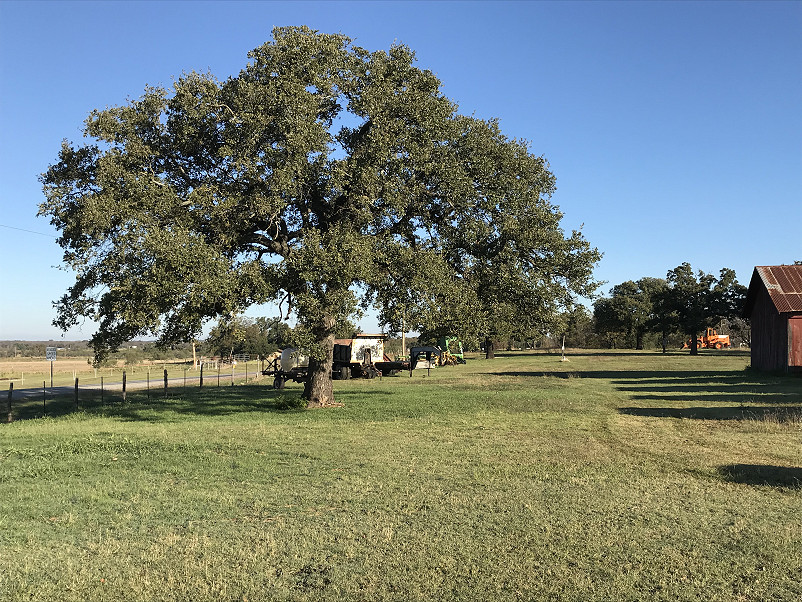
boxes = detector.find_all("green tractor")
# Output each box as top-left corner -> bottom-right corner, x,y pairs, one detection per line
438,337 -> 466,364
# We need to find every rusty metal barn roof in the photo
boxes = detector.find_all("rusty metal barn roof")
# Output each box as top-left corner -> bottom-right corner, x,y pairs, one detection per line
743,265 -> 802,316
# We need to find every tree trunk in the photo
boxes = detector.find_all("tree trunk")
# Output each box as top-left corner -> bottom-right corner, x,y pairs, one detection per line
303,351 -> 334,407
689,333 -> 698,356
485,337 -> 495,360
635,329 -> 644,350
661,334 -> 668,354
303,315 -> 337,407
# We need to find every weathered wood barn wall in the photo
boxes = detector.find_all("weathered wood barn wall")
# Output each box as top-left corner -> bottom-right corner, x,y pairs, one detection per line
742,265 -> 802,373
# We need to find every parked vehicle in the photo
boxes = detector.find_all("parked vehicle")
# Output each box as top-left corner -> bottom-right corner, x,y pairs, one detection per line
333,335 -> 386,379
263,334 -> 409,388
682,327 -> 731,350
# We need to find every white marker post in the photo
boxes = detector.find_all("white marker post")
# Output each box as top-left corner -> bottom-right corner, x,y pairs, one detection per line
46,346 -> 57,388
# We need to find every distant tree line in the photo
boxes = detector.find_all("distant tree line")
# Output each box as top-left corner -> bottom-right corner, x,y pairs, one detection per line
588,263 -> 748,354
2,315 -> 399,363
0,340 -> 196,363
2,262 -> 747,363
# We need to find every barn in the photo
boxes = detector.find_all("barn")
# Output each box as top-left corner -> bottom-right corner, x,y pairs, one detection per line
742,265 -> 802,373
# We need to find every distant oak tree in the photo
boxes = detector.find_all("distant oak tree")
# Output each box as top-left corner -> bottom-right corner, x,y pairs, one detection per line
39,26 -> 599,406
594,267 -> 746,354
666,263 -> 746,355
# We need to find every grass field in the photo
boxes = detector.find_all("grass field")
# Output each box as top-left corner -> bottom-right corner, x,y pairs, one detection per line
1,349 -> 800,601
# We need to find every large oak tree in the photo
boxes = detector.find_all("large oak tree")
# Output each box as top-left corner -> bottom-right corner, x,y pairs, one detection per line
40,27 -> 599,406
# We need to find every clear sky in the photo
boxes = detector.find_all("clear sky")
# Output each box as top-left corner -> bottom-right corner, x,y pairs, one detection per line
1,0 -> 800,341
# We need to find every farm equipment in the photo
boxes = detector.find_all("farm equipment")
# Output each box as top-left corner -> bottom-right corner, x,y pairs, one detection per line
437,337 -> 466,364
409,346 -> 443,369
682,327 -> 731,350
333,334 -> 392,379
262,333 -> 468,387
263,334 -> 409,388
409,340 -> 466,369
262,348 -> 308,389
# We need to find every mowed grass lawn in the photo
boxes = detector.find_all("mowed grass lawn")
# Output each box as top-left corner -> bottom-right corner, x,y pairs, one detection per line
1,350 -> 800,601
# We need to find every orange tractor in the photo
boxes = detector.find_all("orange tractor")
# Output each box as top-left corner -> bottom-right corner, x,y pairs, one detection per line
683,327 -> 731,350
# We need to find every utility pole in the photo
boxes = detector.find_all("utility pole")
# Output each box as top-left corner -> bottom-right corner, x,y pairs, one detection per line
401,315 -> 406,359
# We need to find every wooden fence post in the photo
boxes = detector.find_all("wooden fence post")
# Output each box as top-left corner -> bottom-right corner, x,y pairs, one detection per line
164,369 -> 168,398
74,378 -> 79,411
200,363 -> 204,388
147,369 -> 150,401
7,383 -> 12,423
101,376 -> 104,405
122,370 -> 127,403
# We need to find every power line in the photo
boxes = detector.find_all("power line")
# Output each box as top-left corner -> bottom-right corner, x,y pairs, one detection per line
0,224 -> 57,238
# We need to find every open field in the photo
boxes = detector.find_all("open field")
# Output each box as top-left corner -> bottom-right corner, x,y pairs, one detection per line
1,357 -> 259,394
0,358 -> 102,388
1,349 -> 800,601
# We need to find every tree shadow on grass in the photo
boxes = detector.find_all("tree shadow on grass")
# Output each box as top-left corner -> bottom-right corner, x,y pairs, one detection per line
618,383 -> 779,394
494,370 -> 746,381
719,464 -> 802,489
629,393 -> 801,404
4,379 -> 449,424
494,368 -> 801,409
99,385 -> 395,422
619,405 -> 802,422
127,383 -> 412,421
495,351 -> 661,358
4,384 -> 366,423
105,388 -> 298,422
493,349 -> 751,359
1,386 -> 297,423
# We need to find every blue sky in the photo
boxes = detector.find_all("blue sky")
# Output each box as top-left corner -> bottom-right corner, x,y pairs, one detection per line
1,0 -> 800,340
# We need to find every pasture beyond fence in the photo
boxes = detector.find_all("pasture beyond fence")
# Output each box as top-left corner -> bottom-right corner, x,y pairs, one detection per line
4,361 -> 260,422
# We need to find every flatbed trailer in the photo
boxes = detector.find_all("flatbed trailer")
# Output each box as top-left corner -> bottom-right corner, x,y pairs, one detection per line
261,357 -> 306,389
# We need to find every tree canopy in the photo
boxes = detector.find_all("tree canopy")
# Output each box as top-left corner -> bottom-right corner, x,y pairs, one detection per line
40,26 -> 600,406
666,263 -> 746,355
204,315 -> 293,359
593,264 -> 746,354
591,277 -> 672,350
